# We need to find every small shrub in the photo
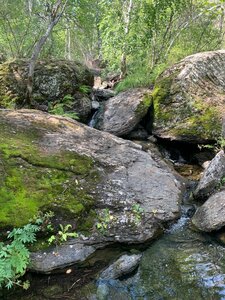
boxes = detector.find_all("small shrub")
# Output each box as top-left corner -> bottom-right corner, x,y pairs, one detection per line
0,224 -> 40,289
48,224 -> 78,246
131,204 -> 144,225
49,94 -> 79,120
199,136 -> 225,152
96,208 -> 112,233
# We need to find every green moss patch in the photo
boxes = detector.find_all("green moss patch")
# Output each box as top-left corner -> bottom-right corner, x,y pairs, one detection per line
171,105 -> 221,140
135,93 -> 153,117
152,76 -> 173,120
152,73 -> 222,141
0,119 -> 99,231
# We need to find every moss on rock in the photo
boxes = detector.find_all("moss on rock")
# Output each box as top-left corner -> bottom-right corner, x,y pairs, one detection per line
152,74 -> 222,141
171,104 -> 221,140
152,76 -> 173,121
135,92 -> 153,117
151,51 -> 225,142
0,118 -> 99,230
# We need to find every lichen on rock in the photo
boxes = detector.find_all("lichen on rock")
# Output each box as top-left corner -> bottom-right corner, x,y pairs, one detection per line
0,59 -> 94,122
152,50 -> 225,143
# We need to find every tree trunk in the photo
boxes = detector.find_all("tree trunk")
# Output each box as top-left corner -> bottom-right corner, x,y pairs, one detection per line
65,26 -> 71,60
96,0 -> 102,60
26,0 -> 68,106
120,0 -> 133,79
27,0 -> 33,16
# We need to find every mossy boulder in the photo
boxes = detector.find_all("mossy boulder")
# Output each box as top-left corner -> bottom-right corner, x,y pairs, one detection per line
0,113 -> 97,230
0,109 -> 183,249
0,59 -> 94,122
152,50 -> 225,143
95,88 -> 152,136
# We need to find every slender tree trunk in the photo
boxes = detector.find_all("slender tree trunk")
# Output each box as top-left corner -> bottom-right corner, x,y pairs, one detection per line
26,0 -> 68,106
95,0 -> 102,60
120,0 -> 133,79
27,0 -> 33,16
65,26 -> 71,60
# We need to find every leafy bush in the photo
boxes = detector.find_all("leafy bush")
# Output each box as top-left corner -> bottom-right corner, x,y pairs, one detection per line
0,224 -> 40,289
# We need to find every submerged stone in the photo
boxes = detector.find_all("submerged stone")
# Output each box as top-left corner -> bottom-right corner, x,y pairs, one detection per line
99,254 -> 142,280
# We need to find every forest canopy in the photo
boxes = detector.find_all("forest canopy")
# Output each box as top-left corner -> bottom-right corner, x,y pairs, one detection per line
0,0 -> 225,88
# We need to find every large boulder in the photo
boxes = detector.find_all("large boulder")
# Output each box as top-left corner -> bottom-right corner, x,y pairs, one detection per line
194,150 -> 225,200
96,88 -> 152,136
192,190 -> 225,232
152,50 -> 225,143
0,109 -> 183,251
0,59 -> 94,121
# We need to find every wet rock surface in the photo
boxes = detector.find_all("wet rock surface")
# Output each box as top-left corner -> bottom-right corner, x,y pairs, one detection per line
99,254 -> 142,280
93,88 -> 115,102
30,241 -> 98,273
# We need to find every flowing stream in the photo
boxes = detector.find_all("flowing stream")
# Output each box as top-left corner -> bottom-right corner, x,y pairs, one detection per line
91,213 -> 225,300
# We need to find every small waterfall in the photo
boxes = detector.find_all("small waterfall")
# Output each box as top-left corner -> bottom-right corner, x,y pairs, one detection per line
88,110 -> 99,128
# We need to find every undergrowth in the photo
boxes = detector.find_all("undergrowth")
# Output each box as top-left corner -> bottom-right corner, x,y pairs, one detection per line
0,224 -> 40,290
0,211 -> 79,290
115,63 -> 167,93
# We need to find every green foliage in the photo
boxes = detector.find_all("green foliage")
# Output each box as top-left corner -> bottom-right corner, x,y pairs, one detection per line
30,211 -> 55,233
131,204 -> 144,225
115,62 -> 168,92
96,209 -> 112,233
0,95 -> 18,109
115,67 -> 151,93
49,94 -> 79,120
78,84 -> 91,95
200,136 -> 225,153
217,137 -> 225,150
220,176 -> 225,186
48,224 -> 78,246
0,223 -> 40,290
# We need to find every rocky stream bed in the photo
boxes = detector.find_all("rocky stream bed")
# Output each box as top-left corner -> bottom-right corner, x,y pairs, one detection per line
2,142 -> 225,300
2,50 -> 225,299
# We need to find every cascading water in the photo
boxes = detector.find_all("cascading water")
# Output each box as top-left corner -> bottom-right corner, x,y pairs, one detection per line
88,110 -> 99,128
